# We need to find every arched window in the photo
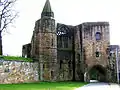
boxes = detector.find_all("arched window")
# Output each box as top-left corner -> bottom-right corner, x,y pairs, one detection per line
95,32 -> 101,41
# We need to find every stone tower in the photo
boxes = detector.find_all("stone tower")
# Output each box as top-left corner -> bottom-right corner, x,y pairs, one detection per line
39,0 -> 57,81
31,0 -> 57,81
81,22 -> 110,82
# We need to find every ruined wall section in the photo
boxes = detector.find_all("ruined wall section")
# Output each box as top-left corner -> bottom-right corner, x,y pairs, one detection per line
56,24 -> 73,81
22,43 -> 31,58
82,22 -> 110,71
57,51 -> 73,81
31,19 -> 41,60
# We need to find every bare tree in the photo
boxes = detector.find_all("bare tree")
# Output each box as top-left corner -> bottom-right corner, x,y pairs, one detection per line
0,0 -> 18,55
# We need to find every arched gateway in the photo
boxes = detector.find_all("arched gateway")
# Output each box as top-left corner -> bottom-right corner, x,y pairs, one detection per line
82,22 -> 111,82
89,65 -> 107,82
84,65 -> 109,82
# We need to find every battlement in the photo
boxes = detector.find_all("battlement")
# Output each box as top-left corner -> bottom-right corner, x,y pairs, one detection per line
82,22 -> 109,26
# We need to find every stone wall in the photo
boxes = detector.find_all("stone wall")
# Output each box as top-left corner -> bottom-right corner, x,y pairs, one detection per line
0,60 -> 39,84
82,22 -> 110,68
58,62 -> 73,81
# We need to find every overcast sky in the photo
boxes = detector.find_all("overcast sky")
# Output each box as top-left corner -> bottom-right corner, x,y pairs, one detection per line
2,0 -> 120,56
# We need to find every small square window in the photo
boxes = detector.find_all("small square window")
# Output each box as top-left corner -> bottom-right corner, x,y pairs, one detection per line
96,51 -> 99,57
95,32 -> 101,40
51,39 -> 53,46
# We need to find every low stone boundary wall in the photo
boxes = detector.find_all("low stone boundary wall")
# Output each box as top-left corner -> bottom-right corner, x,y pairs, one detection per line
0,60 -> 39,84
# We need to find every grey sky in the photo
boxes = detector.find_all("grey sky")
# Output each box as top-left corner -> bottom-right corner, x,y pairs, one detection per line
2,0 -> 120,56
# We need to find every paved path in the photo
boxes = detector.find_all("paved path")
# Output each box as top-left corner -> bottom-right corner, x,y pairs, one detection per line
75,83 -> 120,90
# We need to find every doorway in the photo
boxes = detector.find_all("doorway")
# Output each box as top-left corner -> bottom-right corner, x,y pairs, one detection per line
89,65 -> 106,82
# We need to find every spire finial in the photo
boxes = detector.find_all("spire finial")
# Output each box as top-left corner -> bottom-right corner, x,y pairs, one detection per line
41,0 -> 54,18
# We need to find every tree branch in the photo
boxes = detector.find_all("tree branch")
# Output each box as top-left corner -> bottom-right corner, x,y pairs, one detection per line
0,0 -> 18,32
1,12 -> 18,31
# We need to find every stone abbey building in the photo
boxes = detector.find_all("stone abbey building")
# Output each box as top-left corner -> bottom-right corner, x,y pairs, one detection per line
22,0 -> 114,82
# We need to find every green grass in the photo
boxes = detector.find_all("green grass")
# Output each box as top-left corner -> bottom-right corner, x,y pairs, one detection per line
0,55 -> 33,62
0,82 -> 88,90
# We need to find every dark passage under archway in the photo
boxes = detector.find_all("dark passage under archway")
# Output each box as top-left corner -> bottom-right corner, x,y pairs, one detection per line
89,65 -> 106,82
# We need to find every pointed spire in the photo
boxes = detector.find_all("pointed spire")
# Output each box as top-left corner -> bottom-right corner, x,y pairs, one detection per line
43,0 -> 52,13
41,0 -> 54,18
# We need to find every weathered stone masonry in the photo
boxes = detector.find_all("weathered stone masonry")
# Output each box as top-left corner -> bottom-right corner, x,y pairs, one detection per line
81,22 -> 110,82
30,0 -> 58,81
0,60 -> 39,84
22,0 -> 116,82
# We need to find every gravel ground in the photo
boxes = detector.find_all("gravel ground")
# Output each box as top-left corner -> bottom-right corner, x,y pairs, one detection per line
75,82 -> 120,90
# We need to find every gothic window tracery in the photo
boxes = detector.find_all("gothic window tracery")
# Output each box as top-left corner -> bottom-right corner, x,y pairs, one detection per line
57,24 -> 70,36
63,36 -> 68,48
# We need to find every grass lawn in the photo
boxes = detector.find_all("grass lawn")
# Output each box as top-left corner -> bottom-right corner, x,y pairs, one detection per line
0,55 -> 33,62
0,82 -> 88,90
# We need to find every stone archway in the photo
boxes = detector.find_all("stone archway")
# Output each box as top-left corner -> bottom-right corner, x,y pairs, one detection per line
88,65 -> 107,82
